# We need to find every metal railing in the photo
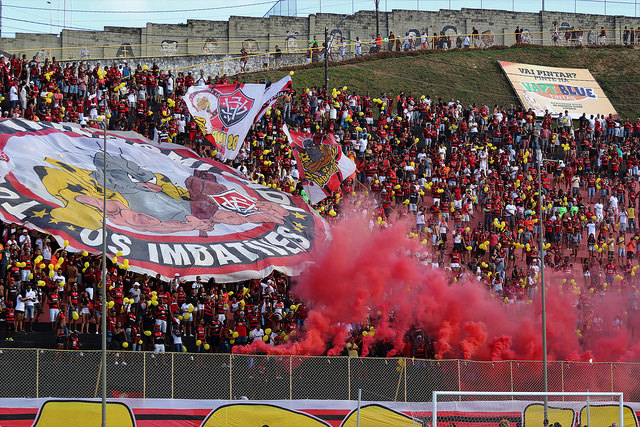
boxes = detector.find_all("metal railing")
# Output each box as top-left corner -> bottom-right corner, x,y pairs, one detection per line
1,349 -> 639,401
4,27 -> 631,64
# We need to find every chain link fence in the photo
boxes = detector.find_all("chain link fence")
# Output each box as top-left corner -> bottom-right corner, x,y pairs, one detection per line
1,348 -> 639,401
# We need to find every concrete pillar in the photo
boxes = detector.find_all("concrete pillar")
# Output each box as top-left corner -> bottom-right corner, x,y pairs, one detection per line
502,27 -> 510,46
465,18 -> 472,35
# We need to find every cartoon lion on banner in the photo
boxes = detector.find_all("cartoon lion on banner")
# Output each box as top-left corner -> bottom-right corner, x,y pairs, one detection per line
35,153 -> 289,236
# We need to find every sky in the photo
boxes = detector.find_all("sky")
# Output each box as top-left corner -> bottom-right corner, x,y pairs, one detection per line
1,0 -> 638,38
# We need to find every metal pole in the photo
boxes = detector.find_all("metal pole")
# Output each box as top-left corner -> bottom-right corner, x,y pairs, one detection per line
587,390 -> 591,427
403,360 -> 407,402
48,1 -> 52,34
357,389 -> 362,427
36,349 -> 39,398
435,391 -> 622,397
510,361 -> 514,395
101,122 -> 108,427
171,352 -> 174,399
376,0 -> 380,37
620,393 -> 624,427
348,357 -> 351,400
324,26 -> 328,94
538,148 -> 548,423
143,352 -> 146,399
433,391 -> 438,427
375,0 -> 380,37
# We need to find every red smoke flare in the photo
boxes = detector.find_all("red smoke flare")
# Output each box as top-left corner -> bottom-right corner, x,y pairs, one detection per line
235,217 -> 640,363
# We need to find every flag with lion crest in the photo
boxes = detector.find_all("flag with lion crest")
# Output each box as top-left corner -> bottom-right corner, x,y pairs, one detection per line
283,125 -> 356,204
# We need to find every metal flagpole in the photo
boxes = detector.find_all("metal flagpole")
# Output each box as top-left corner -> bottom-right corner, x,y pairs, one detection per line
101,121 -> 108,427
537,148 -> 548,422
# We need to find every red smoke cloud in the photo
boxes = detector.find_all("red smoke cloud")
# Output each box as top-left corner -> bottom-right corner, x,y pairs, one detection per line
235,217 -> 640,362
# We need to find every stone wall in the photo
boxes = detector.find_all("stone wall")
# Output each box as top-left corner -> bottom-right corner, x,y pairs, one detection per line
1,8 -> 638,61
56,52 -> 307,79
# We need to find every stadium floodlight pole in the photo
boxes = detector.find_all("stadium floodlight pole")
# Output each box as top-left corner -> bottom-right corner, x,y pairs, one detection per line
100,119 -> 107,427
374,0 -> 380,37
324,14 -> 349,94
47,1 -> 52,34
537,148 -> 548,422
324,26 -> 328,94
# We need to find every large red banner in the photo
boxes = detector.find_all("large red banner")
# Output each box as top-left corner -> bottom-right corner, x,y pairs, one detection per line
0,119 -> 327,281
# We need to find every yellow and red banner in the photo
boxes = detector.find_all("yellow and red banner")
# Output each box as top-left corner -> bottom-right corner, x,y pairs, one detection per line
0,398 -> 638,427
498,61 -> 617,118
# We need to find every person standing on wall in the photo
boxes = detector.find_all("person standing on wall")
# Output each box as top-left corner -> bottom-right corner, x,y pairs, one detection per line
240,47 -> 248,72
354,37 -> 362,56
274,45 -> 282,67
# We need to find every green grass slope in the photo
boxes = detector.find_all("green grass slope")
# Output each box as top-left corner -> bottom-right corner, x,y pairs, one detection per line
241,46 -> 640,118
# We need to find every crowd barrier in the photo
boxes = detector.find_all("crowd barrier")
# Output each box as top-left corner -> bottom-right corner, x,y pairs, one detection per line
1,349 -> 639,402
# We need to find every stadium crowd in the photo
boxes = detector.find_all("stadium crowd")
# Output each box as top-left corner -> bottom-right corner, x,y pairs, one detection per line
0,51 -> 639,359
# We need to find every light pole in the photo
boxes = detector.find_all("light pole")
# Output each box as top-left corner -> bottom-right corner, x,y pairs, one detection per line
324,26 -> 328,94
47,1 -> 52,34
537,148 -> 548,422
324,14 -> 350,95
375,0 -> 380,38
100,120 -> 107,427
87,117 -> 108,427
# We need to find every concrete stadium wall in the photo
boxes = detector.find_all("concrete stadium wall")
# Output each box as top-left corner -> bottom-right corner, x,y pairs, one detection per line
0,8 -> 638,61
55,53 -> 306,78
